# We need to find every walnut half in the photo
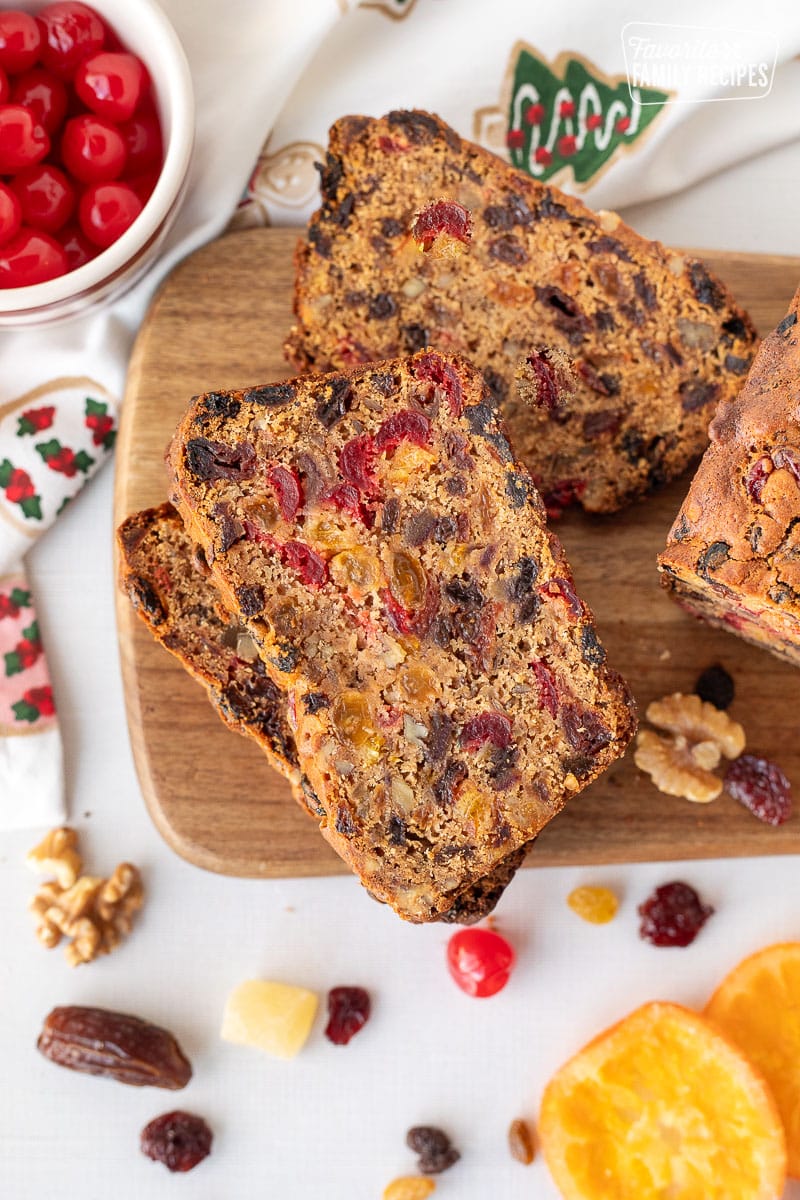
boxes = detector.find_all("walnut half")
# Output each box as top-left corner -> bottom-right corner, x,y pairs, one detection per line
634,691 -> 747,804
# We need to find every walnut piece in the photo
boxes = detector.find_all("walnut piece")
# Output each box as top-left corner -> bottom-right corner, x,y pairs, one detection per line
646,693 -> 745,760
27,828 -> 143,967
26,826 -> 82,888
635,730 -> 723,804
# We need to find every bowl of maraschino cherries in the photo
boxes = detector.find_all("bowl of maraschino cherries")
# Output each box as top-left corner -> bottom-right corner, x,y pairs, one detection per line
0,0 -> 193,325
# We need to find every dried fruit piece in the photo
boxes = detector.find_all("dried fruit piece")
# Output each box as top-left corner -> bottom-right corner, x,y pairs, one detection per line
647,692 -> 745,759
411,198 -> 472,255
374,409 -> 431,455
407,1125 -> 461,1174
695,663 -> 735,710
638,881 -> 713,947
382,1177 -> 436,1200
530,660 -> 558,717
329,547 -> 381,596
447,927 -> 515,997
141,1111 -> 212,1173
389,550 -> 427,612
280,540 -> 329,589
725,754 -> 792,826
508,1118 -> 535,1165
339,434 -> 377,494
331,691 -> 383,763
634,729 -> 723,804
539,1002 -> 786,1200
220,980 -> 318,1059
38,1006 -> 192,1088
267,464 -> 302,520
325,986 -> 371,1045
460,711 -> 512,752
567,885 -> 619,925
705,942 -> 800,1176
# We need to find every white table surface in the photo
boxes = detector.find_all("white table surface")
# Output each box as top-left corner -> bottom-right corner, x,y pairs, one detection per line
2,136 -> 800,1200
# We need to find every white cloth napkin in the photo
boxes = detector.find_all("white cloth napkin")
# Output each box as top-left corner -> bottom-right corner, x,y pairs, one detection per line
1,0 -> 799,829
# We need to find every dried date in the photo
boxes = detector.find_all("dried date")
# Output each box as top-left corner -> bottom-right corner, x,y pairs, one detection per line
38,1006 -> 192,1089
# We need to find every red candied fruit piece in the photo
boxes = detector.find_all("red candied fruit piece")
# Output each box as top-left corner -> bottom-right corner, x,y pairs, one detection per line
725,754 -> 792,826
11,67 -> 68,135
324,482 -> 372,526
539,575 -> 583,618
339,434 -> 377,495
638,881 -> 713,947
0,10 -> 42,74
324,986 -> 371,1045
460,711 -> 513,753
37,2 -> 106,79
374,409 -> 431,456
411,199 -> 473,251
526,350 -> 560,412
745,456 -> 772,502
267,464 -> 302,521
412,352 -> 464,417
542,478 -> 586,519
381,586 -> 412,635
281,540 -> 328,589
140,1110 -> 212,1173
530,660 -> 558,718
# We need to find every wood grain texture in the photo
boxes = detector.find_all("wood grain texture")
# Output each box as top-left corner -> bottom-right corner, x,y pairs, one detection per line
114,227 -> 800,878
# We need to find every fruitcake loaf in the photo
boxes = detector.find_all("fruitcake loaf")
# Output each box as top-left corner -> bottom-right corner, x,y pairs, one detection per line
659,288 -> 800,666
117,501 -> 526,923
167,351 -> 636,921
286,109 -> 758,515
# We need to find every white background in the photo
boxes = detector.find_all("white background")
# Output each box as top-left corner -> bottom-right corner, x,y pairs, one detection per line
1,105 -> 800,1200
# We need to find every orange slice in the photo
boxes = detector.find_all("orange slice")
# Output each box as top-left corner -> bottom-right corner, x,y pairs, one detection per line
539,1001 -> 785,1200
706,942 -> 800,1176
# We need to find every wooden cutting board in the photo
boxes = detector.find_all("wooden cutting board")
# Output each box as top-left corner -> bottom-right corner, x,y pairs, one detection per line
114,227 -> 800,878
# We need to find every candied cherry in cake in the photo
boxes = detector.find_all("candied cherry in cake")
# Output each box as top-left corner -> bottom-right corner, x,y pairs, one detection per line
447,927 -> 515,998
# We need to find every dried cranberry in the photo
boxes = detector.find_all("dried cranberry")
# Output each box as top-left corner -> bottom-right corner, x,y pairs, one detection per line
525,350 -> 560,411
339,435 -> 377,494
725,755 -> 792,826
268,464 -> 302,520
324,482 -> 370,525
561,702 -> 612,757
460,712 -> 512,752
412,353 -> 463,416
638,882 -> 713,947
542,479 -> 586,519
411,199 -> 473,250
407,1126 -> 461,1174
530,661 -> 558,718
140,1111 -> 212,1173
374,409 -> 431,455
539,576 -> 583,618
694,664 -> 734,710
280,541 -> 328,588
745,456 -> 773,502
325,986 -> 371,1045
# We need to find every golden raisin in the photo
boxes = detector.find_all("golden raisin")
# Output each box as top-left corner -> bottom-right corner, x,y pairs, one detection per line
329,548 -> 381,595
384,442 -> 437,485
567,885 -> 619,925
303,514 -> 354,552
331,691 -> 383,765
382,1177 -> 436,1200
389,551 -> 426,610
399,662 -> 437,706
508,1117 -> 535,1164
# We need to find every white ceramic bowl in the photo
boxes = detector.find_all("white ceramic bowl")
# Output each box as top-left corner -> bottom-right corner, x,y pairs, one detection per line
0,0 -> 194,327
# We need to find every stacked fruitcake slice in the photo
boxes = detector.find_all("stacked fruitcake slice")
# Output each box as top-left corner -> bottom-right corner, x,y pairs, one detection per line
660,288 -> 800,666
165,351 -> 635,921
118,502 -> 528,924
285,110 -> 757,515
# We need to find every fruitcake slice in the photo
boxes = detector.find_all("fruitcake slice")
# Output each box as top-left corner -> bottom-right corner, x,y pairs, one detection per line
286,109 -> 757,515
168,351 -> 636,922
659,289 -> 800,666
117,502 -> 525,924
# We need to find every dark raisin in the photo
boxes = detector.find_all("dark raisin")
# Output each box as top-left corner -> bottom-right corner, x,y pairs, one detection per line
594,307 -> 616,332
536,286 -> 590,343
308,225 -> 332,257
315,152 -> 344,201
620,429 -> 646,463
371,371 -> 400,396
184,438 -> 256,483
140,1111 -> 212,1173
380,217 -> 403,238
269,643 -> 298,673
397,324 -> 427,355
688,262 -> 725,311
324,987 -> 371,1045
407,1126 -> 461,1175
536,193 -> 571,221
694,664 -> 734,710
489,235 -> 528,265
465,402 -> 495,434
446,475 -> 467,497
638,882 -> 713,947
517,593 -> 540,623
580,625 -> 606,667
634,272 -> 658,310
776,311 -> 798,336
433,516 -> 458,545
201,391 -> 239,419
484,203 -> 514,231
672,514 -> 691,542
488,744 -> 520,789
679,380 -> 719,413
425,709 -> 453,764
724,354 -> 750,375
511,556 -> 538,599
236,584 -> 265,616
303,692 -> 329,714
316,377 -> 353,429
404,510 -> 437,547
368,292 -> 397,320
344,289 -> 366,308
561,702 -> 612,756
434,760 -> 468,806
722,314 -> 749,339
583,409 -> 622,439
506,471 -> 535,509
212,502 -> 245,552
387,815 -> 407,845
725,755 -> 792,825
381,496 -> 400,534
328,192 -> 354,228
386,109 -> 441,143
445,577 -> 484,610
577,362 -> 620,396
586,235 -> 633,261
482,367 -> 508,403
130,578 -> 165,623
335,807 -> 356,836
244,383 -> 296,408
697,540 -> 730,577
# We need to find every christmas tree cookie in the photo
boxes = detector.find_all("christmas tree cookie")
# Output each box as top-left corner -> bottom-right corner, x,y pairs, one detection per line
660,288 -> 800,665
286,109 -> 756,515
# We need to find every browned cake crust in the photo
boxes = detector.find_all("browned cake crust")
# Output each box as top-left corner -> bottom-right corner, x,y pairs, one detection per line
117,502 -> 526,923
285,109 -> 757,515
167,351 -> 636,921
659,289 -> 800,665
